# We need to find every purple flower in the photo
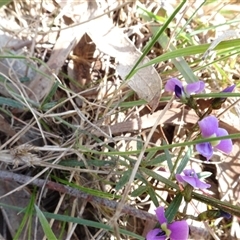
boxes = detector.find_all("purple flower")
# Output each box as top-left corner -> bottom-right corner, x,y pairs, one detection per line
222,85 -> 235,93
146,207 -> 189,240
212,85 -> 235,109
175,169 -> 211,189
165,78 -> 205,98
196,115 -> 233,160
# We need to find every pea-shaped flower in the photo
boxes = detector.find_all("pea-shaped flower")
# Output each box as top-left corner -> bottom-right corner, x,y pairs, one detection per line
146,207 -> 189,240
175,169 -> 211,189
196,115 -> 233,160
165,78 -> 205,99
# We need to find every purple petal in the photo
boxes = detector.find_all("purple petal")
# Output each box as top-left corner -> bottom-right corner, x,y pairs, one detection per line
175,174 -> 185,184
222,85 -> 235,93
196,142 -> 213,160
215,128 -> 233,154
155,207 -> 167,224
198,116 -> 218,137
183,169 -> 197,177
185,81 -> 205,94
195,179 -> 211,189
168,220 -> 189,240
146,229 -> 166,240
177,175 -> 210,189
165,78 -> 183,92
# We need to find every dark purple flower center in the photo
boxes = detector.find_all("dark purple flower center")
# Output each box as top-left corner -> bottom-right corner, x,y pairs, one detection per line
156,230 -> 166,236
174,85 -> 183,98
220,210 -> 231,219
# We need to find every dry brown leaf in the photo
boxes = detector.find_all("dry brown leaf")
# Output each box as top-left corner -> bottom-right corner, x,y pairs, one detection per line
86,2 -> 162,111
27,1 -> 95,102
68,33 -> 96,92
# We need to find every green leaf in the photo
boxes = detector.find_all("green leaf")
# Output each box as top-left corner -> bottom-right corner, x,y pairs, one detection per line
0,0 -> 12,8
165,193 -> 183,223
0,202 -> 144,239
162,140 -> 173,171
145,153 -> 167,166
197,171 -> 212,179
13,193 -> 35,240
141,167 -> 179,189
133,39 -> 240,75
54,176 -> 120,199
131,185 -> 148,197
115,169 -> 131,191
176,147 -> 192,174
148,187 -> 159,207
35,205 -> 58,240
144,148 -> 158,162
0,96 -> 25,109
41,81 -> 59,109
151,28 -> 198,83
192,192 -> 240,218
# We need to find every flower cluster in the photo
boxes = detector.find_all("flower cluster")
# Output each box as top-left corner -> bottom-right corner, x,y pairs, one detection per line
146,207 -> 189,240
145,79 -> 234,239
165,78 -> 233,160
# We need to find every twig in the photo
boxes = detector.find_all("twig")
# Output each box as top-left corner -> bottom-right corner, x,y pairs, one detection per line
0,170 -> 156,222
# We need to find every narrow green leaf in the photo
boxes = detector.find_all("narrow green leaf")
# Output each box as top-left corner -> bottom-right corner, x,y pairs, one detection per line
144,149 -> 158,162
41,81 -> 59,108
145,153 -> 167,166
35,205 -> 58,240
131,185 -> 148,197
95,132 -> 240,156
148,24 -> 198,82
176,147 -> 192,174
133,39 -> 240,74
0,96 -> 25,109
13,193 -> 35,240
162,140 -> 173,171
197,171 -> 212,179
115,169 -> 131,191
53,175 -> 119,199
0,202 -> 144,239
165,193 -> 183,223
0,0 -> 12,8
141,167 -> 179,189
148,187 -> 159,207
192,192 -> 240,218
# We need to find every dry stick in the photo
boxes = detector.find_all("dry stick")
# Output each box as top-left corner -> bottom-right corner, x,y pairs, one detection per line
0,150 -> 68,200
111,96 -> 175,232
0,170 -> 156,222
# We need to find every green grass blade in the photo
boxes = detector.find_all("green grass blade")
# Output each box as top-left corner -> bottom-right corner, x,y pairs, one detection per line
0,202 -> 145,239
126,0 -> 187,80
0,96 -> 25,109
141,8 -> 198,82
35,205 -> 58,240
134,39 -> 240,73
13,193 -> 35,240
